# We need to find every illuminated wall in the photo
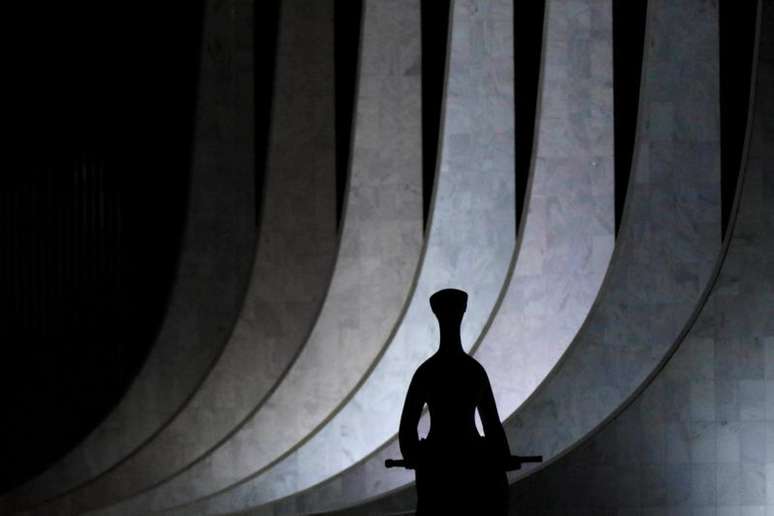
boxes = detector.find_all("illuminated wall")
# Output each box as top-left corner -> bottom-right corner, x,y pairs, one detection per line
230,0 -> 618,512
157,0 -> 516,512
82,0 -> 423,515
510,1 -> 773,512
500,0 -> 721,481
308,0 -> 731,514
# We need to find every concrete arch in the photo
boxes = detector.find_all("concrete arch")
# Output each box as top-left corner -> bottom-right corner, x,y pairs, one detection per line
153,0 -> 519,514
0,1 -> 257,513
86,1 -> 424,515
501,0 -> 722,481
260,0 -> 726,513
326,0 -> 722,515
234,0 -> 618,512
507,3 -> 772,511
12,2 -> 343,515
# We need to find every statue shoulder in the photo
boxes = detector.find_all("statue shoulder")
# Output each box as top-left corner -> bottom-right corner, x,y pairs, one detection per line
465,354 -> 487,375
410,359 -> 433,383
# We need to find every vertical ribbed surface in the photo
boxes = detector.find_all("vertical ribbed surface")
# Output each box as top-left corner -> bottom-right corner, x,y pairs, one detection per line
159,0 -> 515,513
1,163 -> 120,338
512,3 -> 772,512
270,0 -> 615,511
502,0 -> 722,483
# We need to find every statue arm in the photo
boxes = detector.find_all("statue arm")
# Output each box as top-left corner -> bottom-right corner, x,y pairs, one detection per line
478,370 -> 511,458
399,371 -> 424,464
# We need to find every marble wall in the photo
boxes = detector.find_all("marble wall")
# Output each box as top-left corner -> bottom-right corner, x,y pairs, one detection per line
249,0 -> 617,512
151,0 -> 517,514
86,1 -> 424,515
16,2 -> 341,515
0,0 -> 257,512
303,0 -> 725,513
501,0 -> 722,486
510,1 -> 773,514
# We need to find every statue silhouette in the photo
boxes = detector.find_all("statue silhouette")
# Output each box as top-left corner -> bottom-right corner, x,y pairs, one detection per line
398,289 -> 510,515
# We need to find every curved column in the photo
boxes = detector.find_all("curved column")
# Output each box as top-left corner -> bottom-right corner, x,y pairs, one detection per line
507,3 -> 772,511
278,0 -> 726,513
256,0 -> 617,512
236,0 -> 616,512
15,2 -> 341,516
475,0 -> 615,446
501,0 -> 722,485
0,0 -> 257,512
87,1 -> 425,515
157,0 -> 517,514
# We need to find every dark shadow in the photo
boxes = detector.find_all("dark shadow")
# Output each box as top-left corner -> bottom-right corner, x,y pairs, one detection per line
1,0 -> 203,492
421,0 -> 452,229
613,0 -> 648,235
398,289 -> 511,515
719,0 -> 758,238
254,0 -> 282,228
334,0 -> 363,228
513,0 -> 546,235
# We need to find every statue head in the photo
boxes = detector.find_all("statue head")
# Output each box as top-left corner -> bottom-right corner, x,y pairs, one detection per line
429,288 -> 468,326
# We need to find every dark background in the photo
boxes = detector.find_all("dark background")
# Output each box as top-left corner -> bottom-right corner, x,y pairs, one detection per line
1,1 -> 204,493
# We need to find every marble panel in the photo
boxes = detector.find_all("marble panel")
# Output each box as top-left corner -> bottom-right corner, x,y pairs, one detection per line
12,2 -> 341,515
85,1 -> 423,515
501,0 -> 721,482
498,1 -> 773,513
303,0 -> 728,513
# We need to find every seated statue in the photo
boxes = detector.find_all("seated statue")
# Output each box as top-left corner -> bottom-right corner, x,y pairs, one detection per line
399,288 -> 510,515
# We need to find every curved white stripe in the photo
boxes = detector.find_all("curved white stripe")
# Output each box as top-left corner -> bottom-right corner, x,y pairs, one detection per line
199,0 -> 617,512
507,7 -> 773,508
87,1 -> 424,515
316,1 -> 724,512
159,0 -> 518,514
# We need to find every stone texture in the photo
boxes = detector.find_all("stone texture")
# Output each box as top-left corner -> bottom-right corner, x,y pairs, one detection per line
502,0 -> 721,484
248,0 -> 617,512
87,0 -> 424,515
155,0 -> 516,514
508,1 -> 774,513
0,0 -> 257,512
307,0 -> 725,513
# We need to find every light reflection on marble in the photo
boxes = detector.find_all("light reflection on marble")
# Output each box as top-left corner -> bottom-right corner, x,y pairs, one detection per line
85,1 -> 424,515
502,0 -> 721,486
248,0 -> 617,512
0,0 -> 257,512
156,0 -> 516,514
